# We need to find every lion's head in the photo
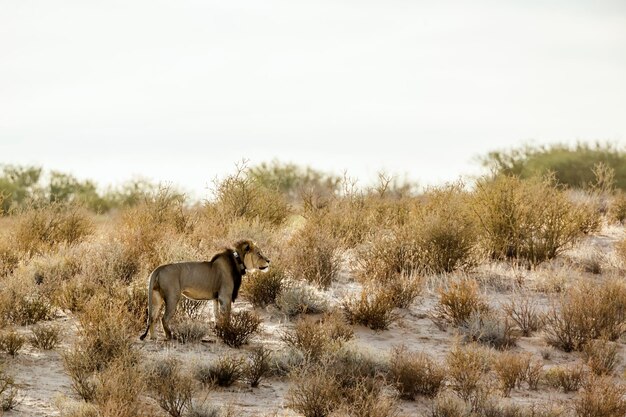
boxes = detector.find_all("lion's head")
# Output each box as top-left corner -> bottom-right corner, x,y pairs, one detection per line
236,240 -> 270,272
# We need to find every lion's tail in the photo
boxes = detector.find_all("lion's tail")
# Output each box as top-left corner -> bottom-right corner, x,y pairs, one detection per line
139,267 -> 160,341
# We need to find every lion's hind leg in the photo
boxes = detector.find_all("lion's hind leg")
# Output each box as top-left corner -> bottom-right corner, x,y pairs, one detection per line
161,292 -> 180,341
148,290 -> 163,340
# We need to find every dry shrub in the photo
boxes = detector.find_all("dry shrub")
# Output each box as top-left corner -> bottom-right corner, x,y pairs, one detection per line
276,280 -> 328,317
342,287 -> 398,331
609,191 -> 626,224
472,175 -> 596,266
543,279 -> 626,352
544,364 -> 586,392
576,248 -> 604,275
502,295 -> 542,336
459,311 -> 517,350
30,323 -> 61,350
12,202 -> 94,255
145,357 -> 195,417
244,345 -> 272,387
287,365 -> 343,417
389,346 -> 445,399
212,162 -> 290,226
0,241 -> 19,277
79,239 -> 140,285
94,355 -> 144,417
57,401 -> 99,417
175,319 -> 208,344
242,266 -> 285,307
186,404 -> 226,417
53,275 -> 99,313
583,339 -> 620,376
0,328 -> 26,356
63,348 -> 98,401
286,223 -> 341,289
331,381 -> 399,417
431,392 -> 469,417
214,310 -> 261,348
195,355 -> 244,387
436,279 -> 489,327
574,376 -> 626,417
525,358 -> 544,390
617,239 -> 626,268
0,274 -> 54,325
385,273 -> 423,309
281,312 -> 353,361
446,344 -> 493,404
0,367 -> 20,411
116,187 -> 193,272
493,352 -> 531,396
414,185 -> 478,274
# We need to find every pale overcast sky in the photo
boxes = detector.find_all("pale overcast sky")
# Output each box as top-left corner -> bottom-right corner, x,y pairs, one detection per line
1,1 -> 625,197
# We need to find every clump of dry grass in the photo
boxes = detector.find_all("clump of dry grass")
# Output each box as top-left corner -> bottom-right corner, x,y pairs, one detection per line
0,240 -> 19,277
446,344 -> 493,405
145,357 -> 196,417
574,376 -> 626,417
543,279 -> 626,352
544,364 -> 586,392
194,354 -> 244,387
583,339 -> 620,376
12,202 -> 94,256
94,355 -> 145,417
384,273 -> 423,309
435,279 -> 489,327
63,348 -> 98,401
609,191 -> 626,224
243,346 -> 272,388
276,280 -> 328,317
0,366 -> 20,411
242,265 -> 285,307
212,162 -> 290,226
0,328 -> 26,356
287,364 -> 343,417
214,310 -> 261,348
29,323 -> 61,350
459,311 -> 517,350
281,312 -> 353,361
342,287 -> 398,331
617,238 -> 626,268
286,224 -> 341,289
502,295 -> 542,336
0,274 -> 54,325
471,175 -> 597,266
430,392 -> 468,417
174,319 -> 208,344
388,346 -> 446,399
493,352 -> 531,396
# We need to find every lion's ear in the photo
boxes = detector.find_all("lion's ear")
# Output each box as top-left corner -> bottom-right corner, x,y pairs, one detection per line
243,243 -> 250,252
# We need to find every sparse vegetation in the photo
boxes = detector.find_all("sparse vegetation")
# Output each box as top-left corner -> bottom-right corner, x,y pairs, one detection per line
214,310 -> 261,347
1,157 -> 625,415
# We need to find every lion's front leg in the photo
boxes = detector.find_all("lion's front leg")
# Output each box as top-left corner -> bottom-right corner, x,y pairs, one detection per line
213,299 -> 220,325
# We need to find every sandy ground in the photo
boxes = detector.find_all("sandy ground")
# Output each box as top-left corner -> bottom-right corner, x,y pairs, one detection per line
4,223 -> 626,416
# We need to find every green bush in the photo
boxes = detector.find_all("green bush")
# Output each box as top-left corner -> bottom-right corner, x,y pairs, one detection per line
480,142 -> 626,190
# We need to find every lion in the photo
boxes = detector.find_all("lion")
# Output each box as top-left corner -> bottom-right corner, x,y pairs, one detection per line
139,239 -> 270,341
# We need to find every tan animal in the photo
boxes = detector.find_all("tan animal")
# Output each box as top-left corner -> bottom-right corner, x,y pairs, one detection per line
140,240 -> 270,341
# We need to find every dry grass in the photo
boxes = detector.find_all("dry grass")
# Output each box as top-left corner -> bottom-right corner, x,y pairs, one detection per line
145,357 -> 196,417
459,311 -> 517,350
543,279 -> 626,352
29,323 -> 61,350
502,295 -> 543,336
574,376 -> 626,417
276,280 -> 328,317
342,287 -> 398,331
388,346 -> 446,399
446,344 -> 493,404
94,355 -> 145,417
281,312 -> 353,361
214,310 -> 261,348
472,175 -> 597,266
194,354 -> 244,387
0,367 -> 20,411
242,266 -> 285,307
544,364 -> 586,392
287,365 -> 343,417
0,328 -> 25,356
583,339 -> 620,376
244,346 -> 272,387
174,319 -> 208,344
286,223 -> 341,289
436,278 -> 489,327
493,352 -> 531,396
